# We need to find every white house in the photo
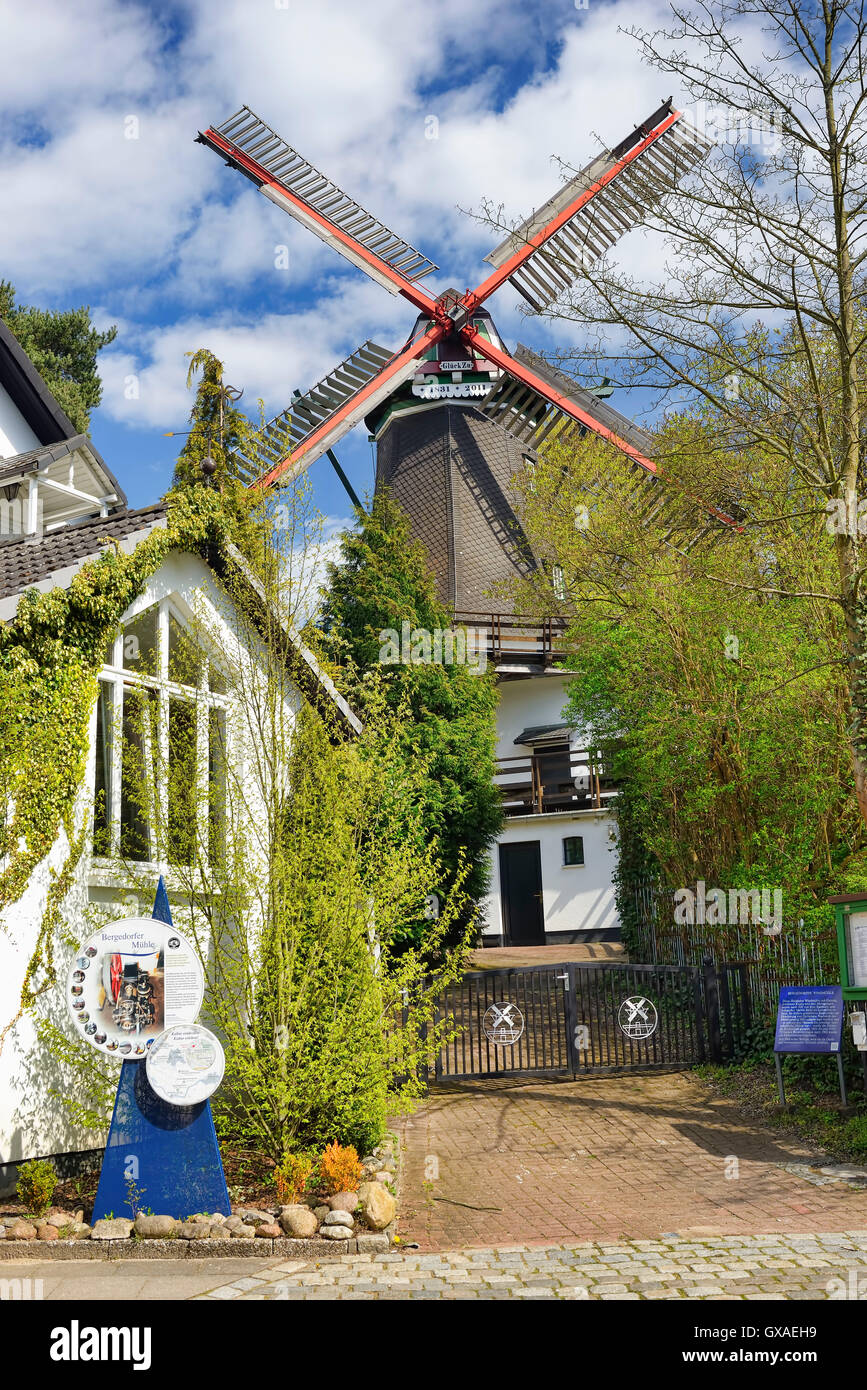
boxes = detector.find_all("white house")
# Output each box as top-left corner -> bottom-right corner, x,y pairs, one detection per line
0,323 -> 360,1188
475,628 -> 619,949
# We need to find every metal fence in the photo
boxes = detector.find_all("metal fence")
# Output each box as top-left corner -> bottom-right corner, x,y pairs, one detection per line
628,884 -> 838,1021
415,958 -> 751,1082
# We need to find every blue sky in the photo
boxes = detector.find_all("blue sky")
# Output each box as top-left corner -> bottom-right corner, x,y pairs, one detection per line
0,0 -> 688,527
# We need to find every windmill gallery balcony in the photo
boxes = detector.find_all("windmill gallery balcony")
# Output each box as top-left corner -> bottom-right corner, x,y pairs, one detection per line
494,745 -> 616,817
453,612 -> 577,669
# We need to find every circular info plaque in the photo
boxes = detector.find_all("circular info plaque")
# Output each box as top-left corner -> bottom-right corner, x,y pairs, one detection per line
146,1023 -> 225,1106
66,917 -> 204,1060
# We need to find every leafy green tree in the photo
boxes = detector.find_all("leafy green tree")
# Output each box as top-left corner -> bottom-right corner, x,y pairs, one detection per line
172,348 -> 268,564
0,280 -> 116,435
507,410 -> 864,935
113,510 -> 469,1159
320,492 -> 502,948
500,1 -> 867,832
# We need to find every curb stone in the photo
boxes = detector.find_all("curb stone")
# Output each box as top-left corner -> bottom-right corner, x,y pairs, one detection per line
0,1232 -> 394,1261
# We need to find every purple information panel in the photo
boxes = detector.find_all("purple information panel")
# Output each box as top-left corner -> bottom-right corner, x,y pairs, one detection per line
774,986 -> 844,1054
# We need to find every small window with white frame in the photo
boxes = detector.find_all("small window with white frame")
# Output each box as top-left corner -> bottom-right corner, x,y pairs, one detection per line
563,835 -> 584,867
92,597 -> 230,869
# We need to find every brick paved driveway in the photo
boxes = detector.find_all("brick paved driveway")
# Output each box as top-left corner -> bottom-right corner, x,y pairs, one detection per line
395,1073 -> 867,1251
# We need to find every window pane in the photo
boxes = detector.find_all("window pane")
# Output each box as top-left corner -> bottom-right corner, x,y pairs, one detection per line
93,681 -> 113,855
122,607 -> 158,674
208,662 -> 228,696
208,708 -> 227,864
168,612 -> 202,689
120,687 -> 155,861
167,697 -> 197,866
563,836 -> 584,866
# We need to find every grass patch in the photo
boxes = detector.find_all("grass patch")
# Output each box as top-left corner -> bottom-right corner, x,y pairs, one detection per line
696,1058 -> 867,1162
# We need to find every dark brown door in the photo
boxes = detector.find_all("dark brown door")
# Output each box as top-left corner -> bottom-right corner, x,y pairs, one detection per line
499,840 -> 544,945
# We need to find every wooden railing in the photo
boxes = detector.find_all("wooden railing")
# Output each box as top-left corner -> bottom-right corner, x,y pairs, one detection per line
494,747 -> 616,815
454,611 -> 576,666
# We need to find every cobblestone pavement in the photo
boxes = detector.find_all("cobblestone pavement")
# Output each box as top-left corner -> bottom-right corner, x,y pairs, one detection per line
396,1074 -> 867,1250
187,1232 -> 867,1299
7,1234 -> 867,1300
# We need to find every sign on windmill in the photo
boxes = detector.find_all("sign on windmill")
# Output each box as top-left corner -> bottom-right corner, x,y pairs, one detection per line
82,879 -> 230,1223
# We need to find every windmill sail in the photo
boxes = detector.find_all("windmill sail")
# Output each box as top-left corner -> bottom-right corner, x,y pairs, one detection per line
229,341 -> 394,486
484,345 -> 740,541
482,101 -> 712,312
198,107 -> 439,301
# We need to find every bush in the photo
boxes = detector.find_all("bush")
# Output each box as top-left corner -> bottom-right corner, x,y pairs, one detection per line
274,1153 -> 315,1204
16,1158 -> 57,1217
319,1141 -> 363,1194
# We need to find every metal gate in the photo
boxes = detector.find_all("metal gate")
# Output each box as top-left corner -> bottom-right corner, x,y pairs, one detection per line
428,959 -> 751,1081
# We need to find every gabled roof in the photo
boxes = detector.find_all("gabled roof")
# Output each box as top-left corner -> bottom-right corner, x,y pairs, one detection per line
0,503 -> 167,611
0,501 -> 361,738
0,319 -> 79,445
0,432 -> 128,507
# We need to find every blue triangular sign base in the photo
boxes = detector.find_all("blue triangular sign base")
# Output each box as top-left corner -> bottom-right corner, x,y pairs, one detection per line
91,879 -> 231,1222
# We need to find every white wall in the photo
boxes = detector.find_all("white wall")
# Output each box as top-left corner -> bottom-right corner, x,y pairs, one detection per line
483,810 -> 619,939
0,381 -> 40,459
495,673 -> 578,756
485,672 -> 619,940
0,550 -> 302,1171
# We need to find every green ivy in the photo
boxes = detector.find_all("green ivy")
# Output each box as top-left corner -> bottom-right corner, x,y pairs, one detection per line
0,487 -> 237,1025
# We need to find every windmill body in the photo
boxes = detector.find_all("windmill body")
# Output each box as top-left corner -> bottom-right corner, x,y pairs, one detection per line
366,302 -> 536,615
200,99 -> 715,947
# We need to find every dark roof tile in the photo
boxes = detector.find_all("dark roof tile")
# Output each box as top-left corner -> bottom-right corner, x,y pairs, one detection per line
0,503 -> 167,602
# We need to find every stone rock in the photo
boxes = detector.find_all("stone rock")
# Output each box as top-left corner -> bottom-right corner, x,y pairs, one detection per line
36,1224 -> 59,1241
71,1222 -> 92,1240
207,1212 -> 227,1224
279,1206 -> 318,1238
314,1206 -> 330,1222
224,1215 -> 243,1231
358,1181 -> 395,1231
356,1231 -> 390,1254
234,1223 -> 256,1239
241,1209 -> 271,1226
134,1214 -> 177,1239
45,1208 -> 77,1228
327,1191 -> 360,1213
324,1209 -> 354,1228
6,1219 -> 37,1241
255,1222 -> 281,1238
178,1221 -> 212,1240
321,1225 -> 352,1240
374,1171 -> 393,1185
0,1226 -> 5,1240
90,1218 -> 133,1241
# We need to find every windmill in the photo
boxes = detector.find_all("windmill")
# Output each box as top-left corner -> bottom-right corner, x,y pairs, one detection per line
196,99 -> 724,618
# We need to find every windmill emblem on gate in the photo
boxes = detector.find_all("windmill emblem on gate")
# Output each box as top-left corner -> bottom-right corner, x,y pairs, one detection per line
195,101 -> 738,551
483,1002 -> 525,1047
618,996 -> 659,1041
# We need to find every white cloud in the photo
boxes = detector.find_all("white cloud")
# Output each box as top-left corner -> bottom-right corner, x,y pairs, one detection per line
98,275 -> 414,430
1,0 -> 735,463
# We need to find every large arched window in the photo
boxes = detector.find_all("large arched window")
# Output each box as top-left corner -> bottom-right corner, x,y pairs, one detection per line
92,598 -> 229,868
